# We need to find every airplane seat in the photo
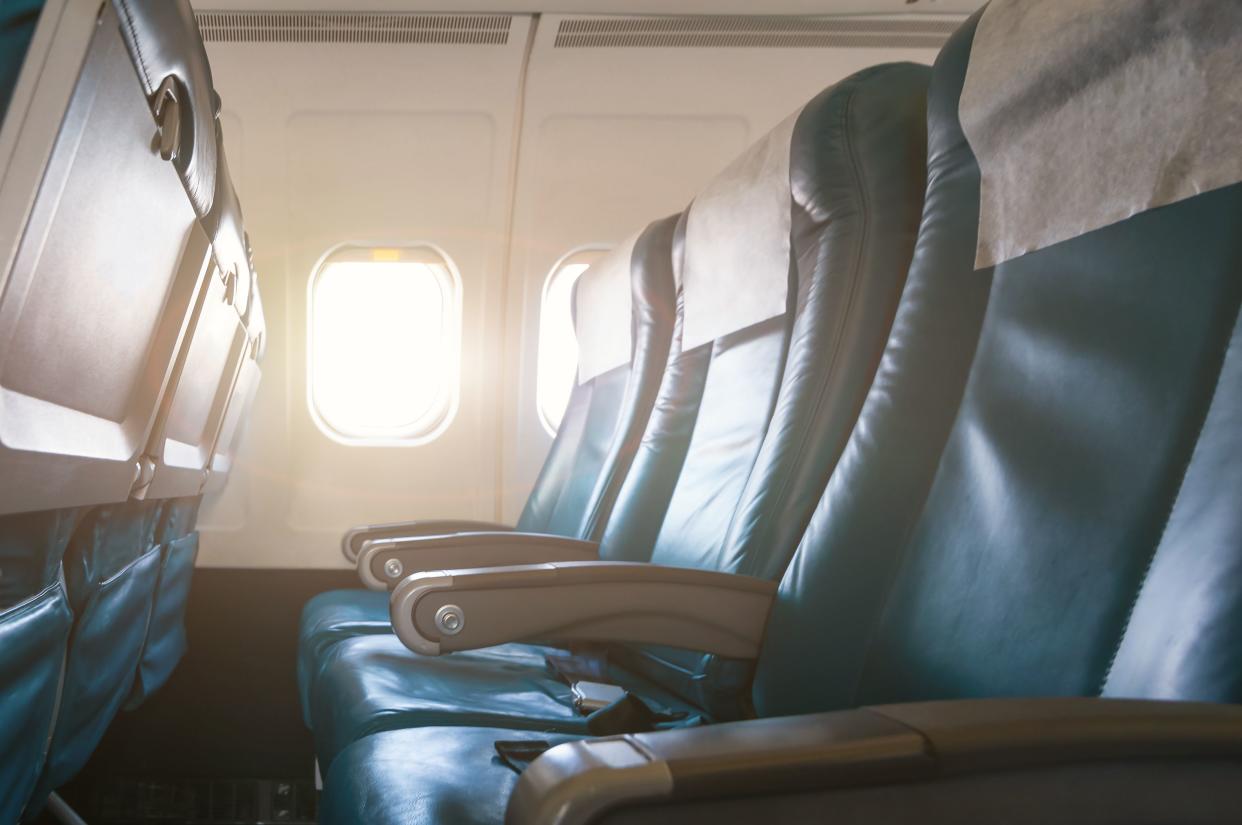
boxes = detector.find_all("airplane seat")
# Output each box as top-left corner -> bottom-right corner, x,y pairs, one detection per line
128,134 -> 258,708
320,4 -> 1242,823
0,0 -> 260,813
0,508 -> 77,824
30,501 -> 164,804
126,495 -> 202,708
307,62 -> 931,771
296,214 -> 680,722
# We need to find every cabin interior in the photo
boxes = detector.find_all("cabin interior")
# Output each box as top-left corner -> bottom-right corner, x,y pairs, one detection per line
1,1 -> 1240,823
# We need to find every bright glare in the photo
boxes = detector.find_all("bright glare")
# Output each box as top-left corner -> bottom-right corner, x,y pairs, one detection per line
310,259 -> 455,441
537,262 -> 593,434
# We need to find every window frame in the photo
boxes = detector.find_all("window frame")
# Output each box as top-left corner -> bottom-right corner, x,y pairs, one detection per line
306,241 -> 462,447
536,245 -> 611,437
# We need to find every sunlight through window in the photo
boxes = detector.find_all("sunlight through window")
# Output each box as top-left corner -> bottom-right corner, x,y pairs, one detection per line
537,250 -> 606,435
308,246 -> 459,445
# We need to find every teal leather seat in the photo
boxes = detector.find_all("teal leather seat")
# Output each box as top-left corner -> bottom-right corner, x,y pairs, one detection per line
0,509 -> 76,824
30,502 -> 163,807
308,62 -> 931,770
319,11 -> 1242,824
296,213 -> 679,721
127,496 -> 202,707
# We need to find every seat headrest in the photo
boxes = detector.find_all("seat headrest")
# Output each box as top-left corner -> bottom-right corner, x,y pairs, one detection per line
960,0 -> 1242,267
575,231 -> 638,383
680,109 -> 799,350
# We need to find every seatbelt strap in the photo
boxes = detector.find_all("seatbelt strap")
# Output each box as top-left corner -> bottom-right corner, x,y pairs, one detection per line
584,692 -> 700,736
544,646 -> 610,684
494,695 -> 704,775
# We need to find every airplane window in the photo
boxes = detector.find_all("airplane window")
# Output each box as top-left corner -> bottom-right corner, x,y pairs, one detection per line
537,249 -> 607,435
308,245 -> 460,445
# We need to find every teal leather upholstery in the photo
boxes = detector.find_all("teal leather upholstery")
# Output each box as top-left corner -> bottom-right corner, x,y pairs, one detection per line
320,14 -> 1242,825
308,63 -> 931,770
604,62 -> 931,706
296,214 -> 678,721
128,496 -> 202,707
517,215 -> 678,541
311,637 -> 701,754
752,13 -> 1242,718
31,502 -> 163,803
319,728 -> 576,825
0,509 -> 76,824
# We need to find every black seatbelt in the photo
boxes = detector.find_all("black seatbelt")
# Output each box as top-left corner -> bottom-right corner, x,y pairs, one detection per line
585,692 -> 700,736
544,646 -> 610,684
493,694 -> 703,775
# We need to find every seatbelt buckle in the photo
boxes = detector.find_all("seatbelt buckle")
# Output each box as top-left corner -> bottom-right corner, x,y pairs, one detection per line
571,680 -> 626,714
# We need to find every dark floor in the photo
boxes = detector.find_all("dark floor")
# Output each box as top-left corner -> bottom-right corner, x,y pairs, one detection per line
36,568 -> 355,824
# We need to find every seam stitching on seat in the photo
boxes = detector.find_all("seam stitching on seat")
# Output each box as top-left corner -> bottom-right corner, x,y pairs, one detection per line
1098,291 -> 1242,695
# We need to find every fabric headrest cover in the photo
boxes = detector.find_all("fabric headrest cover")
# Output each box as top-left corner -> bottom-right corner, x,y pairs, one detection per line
960,0 -> 1242,268
680,108 -> 798,351
575,231 -> 637,383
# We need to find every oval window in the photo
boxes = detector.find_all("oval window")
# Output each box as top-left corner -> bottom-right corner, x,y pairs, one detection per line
308,244 -> 461,445
536,249 -> 607,435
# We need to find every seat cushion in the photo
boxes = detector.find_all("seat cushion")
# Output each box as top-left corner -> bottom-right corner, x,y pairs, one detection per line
320,727 -> 582,825
309,634 -> 702,770
297,588 -> 391,725
311,636 -> 573,769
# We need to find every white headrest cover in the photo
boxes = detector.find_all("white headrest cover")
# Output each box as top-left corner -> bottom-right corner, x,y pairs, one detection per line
576,231 -> 638,383
961,0 -> 1242,268
680,108 -> 799,351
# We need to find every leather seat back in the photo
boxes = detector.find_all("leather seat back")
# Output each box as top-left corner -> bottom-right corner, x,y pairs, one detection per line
0,0 -> 222,515
34,501 -> 163,798
754,11 -> 1242,719
599,65 -> 931,713
0,1 -> 261,808
516,215 -> 677,541
0,508 -> 76,823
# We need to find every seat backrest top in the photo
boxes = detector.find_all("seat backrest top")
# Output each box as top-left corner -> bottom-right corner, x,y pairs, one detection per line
517,214 -> 678,541
114,0 -> 219,218
601,62 -> 931,587
754,6 -> 1242,720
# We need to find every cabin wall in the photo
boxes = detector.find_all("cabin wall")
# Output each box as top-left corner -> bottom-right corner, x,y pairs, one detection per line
196,10 -> 958,568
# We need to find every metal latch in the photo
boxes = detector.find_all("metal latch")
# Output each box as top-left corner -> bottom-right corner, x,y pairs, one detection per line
152,76 -> 181,162
130,455 -> 157,498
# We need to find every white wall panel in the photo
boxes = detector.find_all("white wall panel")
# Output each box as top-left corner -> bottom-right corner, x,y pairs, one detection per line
198,19 -> 531,567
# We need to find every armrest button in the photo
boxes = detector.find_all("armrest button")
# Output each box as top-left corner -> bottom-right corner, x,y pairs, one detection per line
384,558 -> 404,580
435,605 -> 465,636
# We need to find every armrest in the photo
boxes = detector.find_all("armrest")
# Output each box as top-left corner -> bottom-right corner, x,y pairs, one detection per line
341,519 -> 512,563
509,698 -> 1242,825
389,561 -> 776,656
357,533 -> 601,591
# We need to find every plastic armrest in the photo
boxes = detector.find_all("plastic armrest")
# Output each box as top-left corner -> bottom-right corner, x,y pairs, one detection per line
508,698 -> 1242,825
389,561 -> 776,657
358,533 -> 601,591
341,519 -> 513,563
